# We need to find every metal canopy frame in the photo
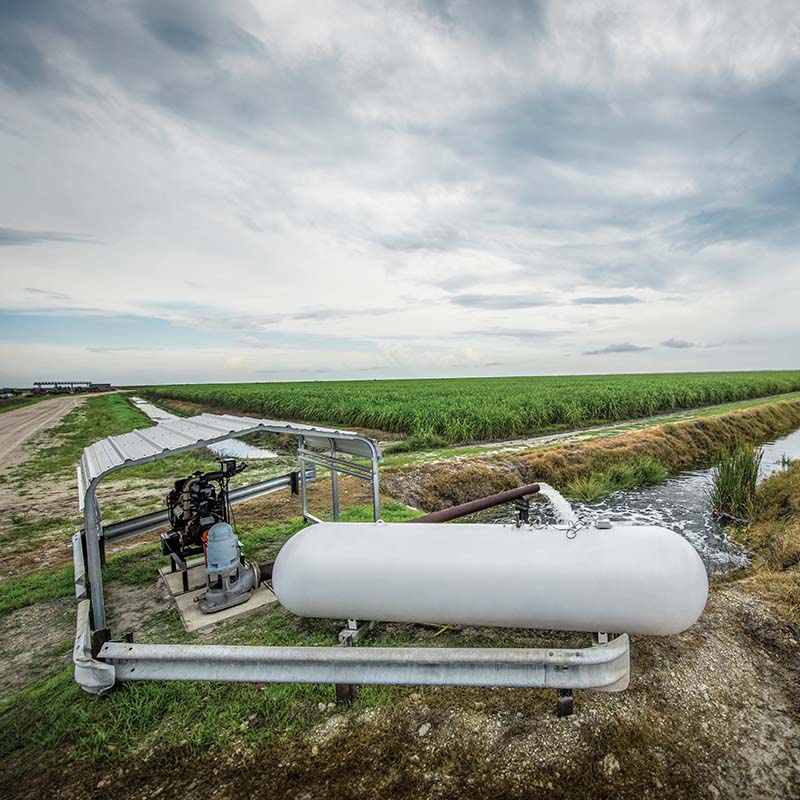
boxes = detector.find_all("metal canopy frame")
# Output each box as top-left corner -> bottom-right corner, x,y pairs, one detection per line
72,411 -> 630,701
75,413 -> 381,635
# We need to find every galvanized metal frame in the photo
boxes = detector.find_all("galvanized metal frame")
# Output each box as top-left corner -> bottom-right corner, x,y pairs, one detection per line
75,413 -> 381,636
298,437 -> 381,523
95,467 -> 317,544
72,412 -> 631,699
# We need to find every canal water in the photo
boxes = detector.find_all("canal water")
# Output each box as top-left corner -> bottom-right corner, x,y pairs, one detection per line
130,397 -> 277,459
476,426 -> 800,577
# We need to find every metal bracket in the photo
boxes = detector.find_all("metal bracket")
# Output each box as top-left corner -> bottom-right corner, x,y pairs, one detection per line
338,619 -> 375,645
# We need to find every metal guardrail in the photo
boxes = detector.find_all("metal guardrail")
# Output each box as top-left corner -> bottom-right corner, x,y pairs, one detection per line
98,467 -> 316,543
98,636 -> 630,691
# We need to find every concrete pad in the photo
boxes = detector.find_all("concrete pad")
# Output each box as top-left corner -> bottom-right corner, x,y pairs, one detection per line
158,558 -> 277,632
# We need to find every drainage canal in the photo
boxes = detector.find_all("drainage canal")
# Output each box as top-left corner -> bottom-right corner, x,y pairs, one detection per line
472,426 -> 800,577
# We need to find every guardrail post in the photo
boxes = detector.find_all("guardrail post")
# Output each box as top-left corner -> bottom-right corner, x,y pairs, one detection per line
334,634 -> 356,703
331,441 -> 339,522
83,485 -> 107,636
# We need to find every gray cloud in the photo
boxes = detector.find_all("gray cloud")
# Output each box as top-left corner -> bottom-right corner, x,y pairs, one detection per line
86,345 -> 168,352
256,367 -> 339,375
136,0 -> 262,57
0,24 -> 49,90
572,295 -> 642,305
0,228 -> 93,246
583,343 -> 652,356
461,328 -> 565,340
378,226 -> 464,253
24,287 -> 71,302
451,293 -> 554,310
151,305 -> 400,334
0,2 -> 799,382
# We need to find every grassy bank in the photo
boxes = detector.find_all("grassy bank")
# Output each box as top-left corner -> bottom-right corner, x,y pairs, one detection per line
732,460 -> 800,622
384,397 -> 800,510
145,370 -> 800,448
565,457 -> 669,501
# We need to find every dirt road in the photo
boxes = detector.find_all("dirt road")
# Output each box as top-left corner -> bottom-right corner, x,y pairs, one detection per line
0,396 -> 82,461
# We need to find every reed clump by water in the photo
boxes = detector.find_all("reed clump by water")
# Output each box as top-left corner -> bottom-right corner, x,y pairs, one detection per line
566,457 -> 668,501
710,444 -> 763,520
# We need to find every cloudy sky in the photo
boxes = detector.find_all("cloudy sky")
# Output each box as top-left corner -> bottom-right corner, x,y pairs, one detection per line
1,0 -> 799,386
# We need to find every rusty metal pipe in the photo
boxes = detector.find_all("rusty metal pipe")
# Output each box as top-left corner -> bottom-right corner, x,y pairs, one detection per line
411,483 -> 540,524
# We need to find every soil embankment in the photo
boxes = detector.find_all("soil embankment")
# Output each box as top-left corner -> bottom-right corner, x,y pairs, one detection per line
383,398 -> 800,511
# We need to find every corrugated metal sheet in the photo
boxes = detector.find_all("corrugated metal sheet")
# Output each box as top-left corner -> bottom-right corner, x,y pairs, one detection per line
78,412 -> 380,507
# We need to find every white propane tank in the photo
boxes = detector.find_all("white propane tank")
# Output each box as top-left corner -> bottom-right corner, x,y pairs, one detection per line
272,522 -> 709,635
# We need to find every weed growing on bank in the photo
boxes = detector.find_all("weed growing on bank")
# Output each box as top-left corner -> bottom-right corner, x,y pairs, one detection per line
565,457 -> 668,500
710,445 -> 763,520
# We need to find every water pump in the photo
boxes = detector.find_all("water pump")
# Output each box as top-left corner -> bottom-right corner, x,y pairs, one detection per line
160,459 -> 263,614
197,522 -> 261,614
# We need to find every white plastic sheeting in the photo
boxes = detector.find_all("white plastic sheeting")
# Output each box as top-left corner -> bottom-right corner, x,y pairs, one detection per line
272,522 -> 709,635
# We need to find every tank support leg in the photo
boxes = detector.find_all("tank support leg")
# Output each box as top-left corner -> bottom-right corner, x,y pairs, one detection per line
333,620 -> 376,703
338,619 -> 375,645
556,689 -> 574,717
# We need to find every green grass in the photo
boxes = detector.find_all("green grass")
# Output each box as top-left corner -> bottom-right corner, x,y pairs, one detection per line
0,564 -> 75,615
0,395 -> 42,414
384,432 -> 448,453
0,514 -> 78,547
0,666 -> 334,766
730,461 -> 800,621
710,444 -> 763,520
0,502 -> 419,618
146,370 -> 800,449
0,543 -> 165,616
565,457 -> 669,500
0,501 -> 444,770
17,394 -> 152,482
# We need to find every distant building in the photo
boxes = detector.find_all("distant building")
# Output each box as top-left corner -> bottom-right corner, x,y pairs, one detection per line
32,381 -> 113,395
